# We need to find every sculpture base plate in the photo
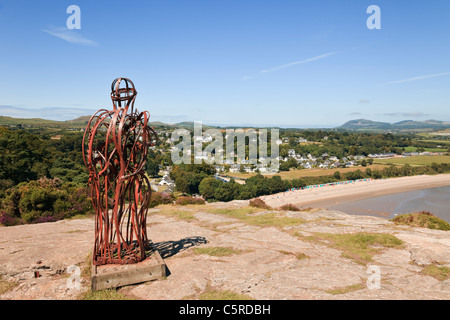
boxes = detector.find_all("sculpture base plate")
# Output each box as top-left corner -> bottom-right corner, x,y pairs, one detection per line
91,248 -> 166,291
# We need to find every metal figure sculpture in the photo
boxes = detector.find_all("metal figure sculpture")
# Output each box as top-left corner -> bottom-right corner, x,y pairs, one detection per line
83,78 -> 157,266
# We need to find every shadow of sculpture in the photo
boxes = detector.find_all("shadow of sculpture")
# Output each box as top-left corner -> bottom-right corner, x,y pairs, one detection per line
152,236 -> 208,259
148,236 -> 208,277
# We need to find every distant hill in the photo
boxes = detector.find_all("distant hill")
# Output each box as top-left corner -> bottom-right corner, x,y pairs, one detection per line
339,119 -> 450,132
0,116 -> 77,129
0,115 -> 217,131
4,114 -> 450,133
68,115 -> 92,123
338,119 -> 391,130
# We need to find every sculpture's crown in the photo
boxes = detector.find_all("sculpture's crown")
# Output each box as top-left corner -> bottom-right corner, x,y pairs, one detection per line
111,78 -> 136,105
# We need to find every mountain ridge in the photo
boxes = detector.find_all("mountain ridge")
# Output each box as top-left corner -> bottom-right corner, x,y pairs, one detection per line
339,118 -> 450,131
2,115 -> 450,132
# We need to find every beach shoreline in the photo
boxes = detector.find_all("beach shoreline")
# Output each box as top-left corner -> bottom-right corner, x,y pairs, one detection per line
262,174 -> 450,209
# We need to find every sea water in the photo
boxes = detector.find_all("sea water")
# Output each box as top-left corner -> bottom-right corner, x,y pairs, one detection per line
325,185 -> 450,223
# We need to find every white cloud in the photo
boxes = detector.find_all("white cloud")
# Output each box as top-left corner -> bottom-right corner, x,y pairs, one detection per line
42,26 -> 98,46
260,52 -> 337,73
381,72 -> 450,85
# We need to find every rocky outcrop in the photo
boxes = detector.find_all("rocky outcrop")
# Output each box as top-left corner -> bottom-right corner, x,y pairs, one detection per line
0,202 -> 449,300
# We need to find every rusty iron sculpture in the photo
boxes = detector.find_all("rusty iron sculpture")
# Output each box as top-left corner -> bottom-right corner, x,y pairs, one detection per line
83,78 -> 157,266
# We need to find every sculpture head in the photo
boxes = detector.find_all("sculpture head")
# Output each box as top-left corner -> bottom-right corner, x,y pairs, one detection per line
111,77 -> 137,110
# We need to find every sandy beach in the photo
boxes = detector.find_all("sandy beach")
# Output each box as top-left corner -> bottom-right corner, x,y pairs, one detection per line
262,174 -> 450,209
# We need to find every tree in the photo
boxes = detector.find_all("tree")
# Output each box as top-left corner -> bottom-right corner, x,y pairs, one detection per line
353,169 -> 365,180
290,178 -> 306,189
372,170 -> 382,179
170,163 -> 215,195
235,185 -> 256,200
280,158 -> 297,171
49,156 -> 86,184
430,162 -> 442,173
175,175 -> 190,194
214,181 -> 239,202
268,176 -> 286,194
417,147 -> 425,153
0,128 -> 48,183
333,171 -> 341,180
199,177 -> 221,200
344,171 -> 355,180
146,159 -> 160,177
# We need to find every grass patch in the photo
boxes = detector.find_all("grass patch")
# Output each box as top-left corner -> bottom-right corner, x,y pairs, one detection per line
75,252 -> 137,300
297,232 -> 404,265
295,252 -> 310,260
326,282 -> 365,295
80,252 -> 93,280
207,207 -> 262,216
421,265 -> 450,281
207,207 -> 306,228
375,155 -> 450,166
64,229 -> 89,234
193,246 -> 242,257
0,276 -> 18,295
277,250 -> 310,260
150,204 -> 197,221
199,290 -> 253,300
403,146 -> 445,153
391,212 -> 450,231
81,289 -> 136,300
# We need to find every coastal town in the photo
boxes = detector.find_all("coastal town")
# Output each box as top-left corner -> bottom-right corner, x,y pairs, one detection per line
147,125 -> 449,192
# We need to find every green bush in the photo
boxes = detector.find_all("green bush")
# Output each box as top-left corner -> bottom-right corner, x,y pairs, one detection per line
391,211 -> 450,230
0,177 -> 92,225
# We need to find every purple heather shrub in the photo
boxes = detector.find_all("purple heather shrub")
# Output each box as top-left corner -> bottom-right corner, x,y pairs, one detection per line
0,212 -> 22,226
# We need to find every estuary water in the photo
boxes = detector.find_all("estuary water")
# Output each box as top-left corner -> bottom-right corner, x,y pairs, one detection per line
325,185 -> 450,223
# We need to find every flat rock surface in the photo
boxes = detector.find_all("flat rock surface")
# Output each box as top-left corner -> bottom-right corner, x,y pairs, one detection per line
0,201 -> 449,300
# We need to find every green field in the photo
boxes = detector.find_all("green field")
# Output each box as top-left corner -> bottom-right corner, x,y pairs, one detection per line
374,155 -> 450,166
418,139 -> 450,145
403,146 -> 445,152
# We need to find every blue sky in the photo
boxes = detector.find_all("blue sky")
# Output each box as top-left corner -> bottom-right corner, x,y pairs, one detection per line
0,0 -> 449,127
